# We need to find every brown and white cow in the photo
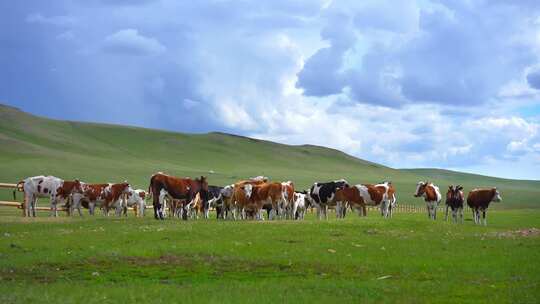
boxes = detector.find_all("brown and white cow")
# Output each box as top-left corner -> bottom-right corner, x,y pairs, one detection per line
467,188 -> 502,225
339,182 -> 396,218
226,178 -> 269,220
249,182 -> 285,220
281,181 -> 295,219
72,181 -> 131,216
148,172 -> 208,220
18,175 -> 82,217
445,185 -> 464,223
414,181 -> 442,220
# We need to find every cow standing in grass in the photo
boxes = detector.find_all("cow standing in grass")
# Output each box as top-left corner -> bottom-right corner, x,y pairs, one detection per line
148,172 -> 208,220
414,181 -> 441,220
250,182 -> 285,220
281,181 -> 295,219
336,182 -> 396,218
72,181 -> 131,216
445,185 -> 464,223
18,176 -> 82,217
292,191 -> 309,220
217,185 -> 235,219
467,188 -> 502,225
308,179 -> 350,219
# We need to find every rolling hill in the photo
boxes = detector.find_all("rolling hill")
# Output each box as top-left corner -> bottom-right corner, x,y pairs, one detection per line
0,103 -> 538,208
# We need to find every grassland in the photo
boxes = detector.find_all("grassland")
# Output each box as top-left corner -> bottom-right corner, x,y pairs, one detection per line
1,104 -> 539,208
0,208 -> 539,303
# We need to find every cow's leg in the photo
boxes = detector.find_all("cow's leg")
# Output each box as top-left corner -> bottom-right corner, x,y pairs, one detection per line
50,196 -> 57,217
24,194 -> 32,217
336,202 -> 342,219
482,210 -> 487,226
459,208 -> 463,223
292,203 -> 298,221
445,205 -> 449,221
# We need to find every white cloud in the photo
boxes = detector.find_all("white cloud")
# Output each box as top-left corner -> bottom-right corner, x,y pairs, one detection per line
102,29 -> 166,56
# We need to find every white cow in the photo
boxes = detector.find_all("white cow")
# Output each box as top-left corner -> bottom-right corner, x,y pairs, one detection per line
123,189 -> 147,217
291,192 -> 308,220
19,175 -> 81,217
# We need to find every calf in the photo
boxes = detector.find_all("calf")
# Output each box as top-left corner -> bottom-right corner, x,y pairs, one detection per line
414,181 -> 441,220
467,188 -> 502,225
18,176 -> 82,217
308,179 -> 350,219
445,185 -> 464,223
292,191 -> 309,220
123,189 -> 147,217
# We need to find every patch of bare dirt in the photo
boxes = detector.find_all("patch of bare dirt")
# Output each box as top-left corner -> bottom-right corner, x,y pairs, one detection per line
488,228 -> 540,239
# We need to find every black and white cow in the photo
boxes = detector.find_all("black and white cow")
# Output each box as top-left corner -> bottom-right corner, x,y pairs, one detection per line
308,179 -> 350,219
205,185 -> 223,219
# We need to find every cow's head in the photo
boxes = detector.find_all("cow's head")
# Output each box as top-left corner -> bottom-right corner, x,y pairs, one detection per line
242,183 -> 253,199
72,179 -> 83,194
492,187 -> 502,202
120,181 -> 132,193
334,179 -> 350,190
195,176 -> 209,201
414,181 -> 428,197
447,185 -> 462,199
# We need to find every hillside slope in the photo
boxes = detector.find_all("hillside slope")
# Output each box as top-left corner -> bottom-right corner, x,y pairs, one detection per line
0,104 -> 538,208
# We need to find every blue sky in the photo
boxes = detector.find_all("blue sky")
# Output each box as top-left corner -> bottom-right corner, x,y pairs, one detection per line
1,0 -> 540,180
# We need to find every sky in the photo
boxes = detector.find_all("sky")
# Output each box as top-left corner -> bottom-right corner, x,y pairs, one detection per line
1,0 -> 540,180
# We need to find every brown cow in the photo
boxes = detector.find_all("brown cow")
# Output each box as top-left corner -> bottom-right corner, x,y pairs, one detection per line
249,182 -> 284,220
467,188 -> 501,225
148,172 -> 208,220
230,183 -> 254,220
334,187 -> 364,218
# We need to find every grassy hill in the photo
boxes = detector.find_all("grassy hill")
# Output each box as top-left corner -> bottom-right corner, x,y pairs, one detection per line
0,103 -> 539,208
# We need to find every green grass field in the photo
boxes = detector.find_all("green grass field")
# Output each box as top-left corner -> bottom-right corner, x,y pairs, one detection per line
1,104 -> 540,303
1,208 -> 539,303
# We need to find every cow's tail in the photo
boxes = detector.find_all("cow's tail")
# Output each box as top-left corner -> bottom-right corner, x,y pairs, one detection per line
147,174 -> 156,200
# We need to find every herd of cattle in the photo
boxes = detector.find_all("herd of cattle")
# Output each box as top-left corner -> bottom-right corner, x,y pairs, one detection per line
15,172 -> 502,225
